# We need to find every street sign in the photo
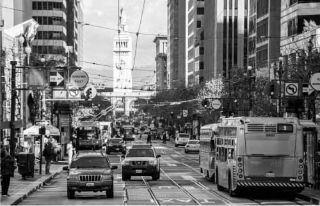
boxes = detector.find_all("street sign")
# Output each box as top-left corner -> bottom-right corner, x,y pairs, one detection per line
83,86 -> 97,99
310,73 -> 320,91
53,90 -> 67,99
68,87 -> 81,99
285,83 -> 298,96
302,83 -> 315,95
211,99 -> 222,109
49,71 -> 64,87
70,70 -> 89,88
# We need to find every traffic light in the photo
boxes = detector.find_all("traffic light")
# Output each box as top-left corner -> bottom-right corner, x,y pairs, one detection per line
85,88 -> 92,100
201,98 -> 210,108
269,80 -> 277,99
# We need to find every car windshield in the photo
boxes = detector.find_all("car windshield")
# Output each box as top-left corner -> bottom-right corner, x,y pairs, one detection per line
109,139 -> 122,143
188,140 -> 199,144
70,157 -> 109,168
126,149 -> 155,157
179,134 -> 190,138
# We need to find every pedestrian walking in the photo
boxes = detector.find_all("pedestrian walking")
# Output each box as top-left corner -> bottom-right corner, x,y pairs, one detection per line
1,146 -> 15,196
67,140 -> 74,168
162,132 -> 167,144
43,136 -> 54,175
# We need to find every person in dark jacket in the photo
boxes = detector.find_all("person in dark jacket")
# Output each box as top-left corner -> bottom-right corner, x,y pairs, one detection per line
43,137 -> 54,174
1,147 -> 15,196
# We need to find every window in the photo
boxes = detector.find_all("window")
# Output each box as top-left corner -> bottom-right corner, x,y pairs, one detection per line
289,0 -> 298,6
256,45 -> 268,67
257,0 -> 268,18
42,2 -> 48,10
48,2 -> 53,10
200,62 -> 204,70
288,18 -> 297,36
32,2 -> 37,10
197,7 -> 204,15
200,47 -> 204,55
257,18 -> 268,43
197,20 -> 201,28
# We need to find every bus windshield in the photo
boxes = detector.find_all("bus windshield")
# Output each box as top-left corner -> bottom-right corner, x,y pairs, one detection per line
245,133 -> 295,156
77,129 -> 98,140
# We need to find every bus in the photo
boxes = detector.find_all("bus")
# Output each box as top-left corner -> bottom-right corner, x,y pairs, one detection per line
199,123 -> 219,182
76,121 -> 102,150
215,117 -> 305,196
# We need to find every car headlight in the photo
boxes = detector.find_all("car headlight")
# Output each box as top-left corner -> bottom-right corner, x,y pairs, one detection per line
122,160 -> 130,166
148,160 -> 157,165
69,170 -> 80,175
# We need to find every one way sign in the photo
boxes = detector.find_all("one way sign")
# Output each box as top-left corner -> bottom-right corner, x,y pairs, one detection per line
50,71 -> 64,87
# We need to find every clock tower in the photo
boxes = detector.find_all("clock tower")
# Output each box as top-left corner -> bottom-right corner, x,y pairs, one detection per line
113,8 -> 133,92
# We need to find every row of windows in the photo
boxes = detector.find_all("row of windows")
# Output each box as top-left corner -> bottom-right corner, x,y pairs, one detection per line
216,137 -> 236,146
33,16 -> 65,26
257,0 -> 268,18
32,1 -> 65,11
216,147 -> 235,162
256,18 -> 268,43
35,31 -> 65,40
32,45 -> 66,54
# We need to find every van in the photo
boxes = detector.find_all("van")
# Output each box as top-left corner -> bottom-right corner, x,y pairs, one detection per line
175,133 -> 190,147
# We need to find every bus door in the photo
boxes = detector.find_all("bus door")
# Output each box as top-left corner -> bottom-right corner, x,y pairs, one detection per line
302,127 -> 320,189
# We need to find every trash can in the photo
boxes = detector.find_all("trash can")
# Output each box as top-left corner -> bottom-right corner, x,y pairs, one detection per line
16,152 -> 35,179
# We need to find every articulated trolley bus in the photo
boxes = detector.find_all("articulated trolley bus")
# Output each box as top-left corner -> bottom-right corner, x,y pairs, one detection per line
199,124 -> 219,182
76,121 -> 102,150
215,117 -> 305,196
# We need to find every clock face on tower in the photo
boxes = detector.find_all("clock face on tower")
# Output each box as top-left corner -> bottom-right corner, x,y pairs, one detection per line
116,59 -> 126,69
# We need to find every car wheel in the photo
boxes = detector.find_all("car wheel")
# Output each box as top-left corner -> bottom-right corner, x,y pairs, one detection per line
122,173 -> 130,181
152,172 -> 160,180
175,144 -> 178,147
106,184 -> 114,198
67,189 -> 75,199
185,149 -> 188,153
106,150 -> 110,154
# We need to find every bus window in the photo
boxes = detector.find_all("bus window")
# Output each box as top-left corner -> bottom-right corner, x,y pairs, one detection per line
210,140 -> 215,152
228,148 -> 234,159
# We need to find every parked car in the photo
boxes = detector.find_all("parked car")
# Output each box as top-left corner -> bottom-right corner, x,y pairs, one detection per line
105,138 -> 126,154
121,144 -> 161,181
175,133 -> 190,147
65,152 -> 117,199
184,140 -> 200,153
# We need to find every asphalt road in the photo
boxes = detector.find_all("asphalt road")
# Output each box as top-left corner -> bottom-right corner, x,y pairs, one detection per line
18,139 -> 313,205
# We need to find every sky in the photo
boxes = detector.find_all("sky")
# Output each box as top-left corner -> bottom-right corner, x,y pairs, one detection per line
82,0 -> 167,88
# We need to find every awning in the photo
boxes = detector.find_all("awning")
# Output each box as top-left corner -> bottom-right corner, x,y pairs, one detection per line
23,125 -> 60,136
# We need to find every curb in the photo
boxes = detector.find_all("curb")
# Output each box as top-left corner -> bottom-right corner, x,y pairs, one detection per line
11,170 -> 62,205
296,193 -> 320,205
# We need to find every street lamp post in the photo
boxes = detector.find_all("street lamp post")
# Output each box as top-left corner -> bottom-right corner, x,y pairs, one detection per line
9,61 -> 17,158
277,56 -> 284,117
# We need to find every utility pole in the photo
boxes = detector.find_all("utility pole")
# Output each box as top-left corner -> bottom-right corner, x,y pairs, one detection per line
10,61 -> 17,157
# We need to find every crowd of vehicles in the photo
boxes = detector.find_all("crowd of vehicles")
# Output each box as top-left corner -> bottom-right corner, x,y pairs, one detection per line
69,116 -> 317,199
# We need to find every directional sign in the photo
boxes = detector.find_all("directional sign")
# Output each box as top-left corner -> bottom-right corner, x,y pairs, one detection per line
211,99 -> 222,109
285,83 -> 298,97
70,70 -> 89,88
49,71 -> 64,87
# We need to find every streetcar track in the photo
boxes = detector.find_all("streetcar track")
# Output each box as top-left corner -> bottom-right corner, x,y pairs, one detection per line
160,168 -> 203,205
141,177 -> 160,206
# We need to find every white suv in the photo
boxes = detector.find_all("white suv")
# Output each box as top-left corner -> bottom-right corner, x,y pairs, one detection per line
175,133 -> 190,147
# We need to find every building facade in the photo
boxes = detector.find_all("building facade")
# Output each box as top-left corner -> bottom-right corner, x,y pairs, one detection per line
186,0 -> 204,87
154,35 -> 168,91
247,0 -> 281,78
167,0 -> 186,89
204,0 -> 249,81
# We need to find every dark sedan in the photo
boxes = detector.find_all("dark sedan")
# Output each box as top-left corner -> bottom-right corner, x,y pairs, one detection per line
106,138 -> 126,154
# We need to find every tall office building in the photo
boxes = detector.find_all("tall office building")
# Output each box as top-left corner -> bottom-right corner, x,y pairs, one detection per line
13,0 -> 83,65
154,35 -> 168,91
247,0 -> 281,78
204,0 -> 249,81
186,0 -> 204,87
167,0 -> 186,89
67,0 -> 83,67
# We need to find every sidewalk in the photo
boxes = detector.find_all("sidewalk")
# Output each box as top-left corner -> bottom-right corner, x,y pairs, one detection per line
0,162 -> 66,205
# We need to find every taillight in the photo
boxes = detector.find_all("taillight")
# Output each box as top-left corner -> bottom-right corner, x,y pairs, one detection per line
297,158 -> 304,181
237,156 -> 244,180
